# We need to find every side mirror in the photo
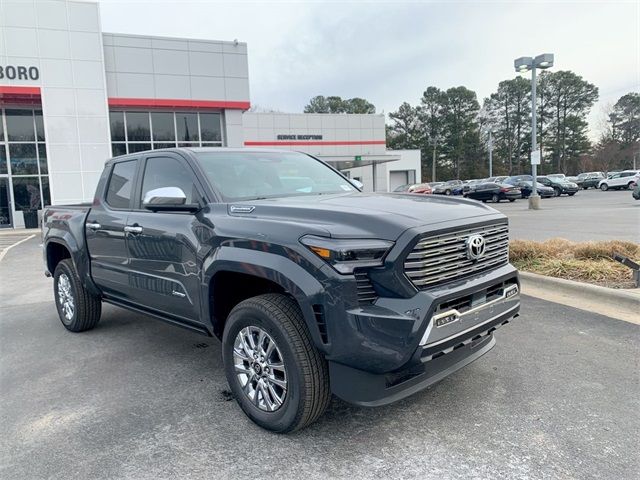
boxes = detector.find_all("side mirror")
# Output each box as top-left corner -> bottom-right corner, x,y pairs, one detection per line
143,187 -> 198,212
350,179 -> 364,190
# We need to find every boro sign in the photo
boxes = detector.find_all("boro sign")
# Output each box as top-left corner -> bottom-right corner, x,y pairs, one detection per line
0,65 -> 40,81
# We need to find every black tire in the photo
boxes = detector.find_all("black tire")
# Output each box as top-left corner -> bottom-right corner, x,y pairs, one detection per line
600,183 -> 608,191
53,259 -> 101,332
222,294 -> 330,433
492,194 -> 499,203
583,186 -> 588,190
444,189 -> 451,195
553,188 -> 561,197
628,182 -> 635,190
568,192 -> 576,196
508,198 -> 516,202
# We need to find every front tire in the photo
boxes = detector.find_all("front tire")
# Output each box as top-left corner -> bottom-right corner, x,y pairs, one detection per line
53,259 -> 101,332
553,188 -> 561,197
492,194 -> 499,203
508,198 -> 516,202
600,184 -> 608,191
445,189 -> 451,196
222,294 -> 330,433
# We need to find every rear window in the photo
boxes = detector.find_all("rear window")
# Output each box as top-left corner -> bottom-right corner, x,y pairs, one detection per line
106,160 -> 137,209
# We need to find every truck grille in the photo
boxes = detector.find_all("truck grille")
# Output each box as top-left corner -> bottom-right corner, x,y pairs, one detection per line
404,222 -> 509,289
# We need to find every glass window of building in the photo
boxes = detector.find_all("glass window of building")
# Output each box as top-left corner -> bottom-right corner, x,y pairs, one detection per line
126,112 -> 151,142
109,111 -> 224,156
0,108 -> 50,228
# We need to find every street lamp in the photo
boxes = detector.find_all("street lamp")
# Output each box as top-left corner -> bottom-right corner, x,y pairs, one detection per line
514,53 -> 554,210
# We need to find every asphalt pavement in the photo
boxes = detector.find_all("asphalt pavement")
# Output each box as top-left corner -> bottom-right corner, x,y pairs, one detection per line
489,188 -> 639,242
1,237 -> 639,479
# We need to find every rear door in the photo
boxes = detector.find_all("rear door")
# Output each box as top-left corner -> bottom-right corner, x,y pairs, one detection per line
85,158 -> 138,298
124,152 -> 208,323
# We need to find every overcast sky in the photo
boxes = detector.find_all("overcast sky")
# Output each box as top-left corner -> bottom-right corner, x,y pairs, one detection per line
98,0 -> 639,137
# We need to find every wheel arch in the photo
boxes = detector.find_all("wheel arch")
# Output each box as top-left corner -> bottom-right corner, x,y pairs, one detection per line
202,247 -> 326,348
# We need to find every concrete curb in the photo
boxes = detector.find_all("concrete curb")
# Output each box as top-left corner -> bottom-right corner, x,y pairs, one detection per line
519,271 -> 640,323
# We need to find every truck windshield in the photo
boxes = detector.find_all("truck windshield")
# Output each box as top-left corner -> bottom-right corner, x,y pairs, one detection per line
194,151 -> 357,201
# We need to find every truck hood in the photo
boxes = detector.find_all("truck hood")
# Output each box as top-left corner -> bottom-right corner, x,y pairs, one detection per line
230,192 -> 502,240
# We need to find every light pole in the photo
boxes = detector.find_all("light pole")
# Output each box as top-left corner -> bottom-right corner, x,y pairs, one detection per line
430,137 -> 438,182
488,130 -> 493,177
514,53 -> 554,210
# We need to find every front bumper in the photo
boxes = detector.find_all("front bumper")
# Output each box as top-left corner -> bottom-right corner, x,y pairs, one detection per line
325,264 -> 520,405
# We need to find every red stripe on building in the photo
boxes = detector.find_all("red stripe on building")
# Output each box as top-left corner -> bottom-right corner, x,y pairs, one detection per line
0,86 -> 42,105
108,97 -> 250,110
244,140 -> 386,146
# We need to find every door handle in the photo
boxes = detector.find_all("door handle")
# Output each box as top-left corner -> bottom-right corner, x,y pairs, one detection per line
124,225 -> 143,234
86,222 -> 101,230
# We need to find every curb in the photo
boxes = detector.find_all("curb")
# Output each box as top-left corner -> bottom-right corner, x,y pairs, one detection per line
519,271 -> 640,322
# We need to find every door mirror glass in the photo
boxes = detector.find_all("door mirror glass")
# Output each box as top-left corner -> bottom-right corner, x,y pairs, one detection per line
143,187 -> 188,210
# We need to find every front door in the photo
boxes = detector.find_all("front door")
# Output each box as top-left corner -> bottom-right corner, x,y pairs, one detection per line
85,159 -> 137,298
125,153 -> 208,323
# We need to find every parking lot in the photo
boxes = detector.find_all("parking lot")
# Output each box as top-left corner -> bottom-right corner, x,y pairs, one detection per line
1,233 -> 639,479
489,188 -> 639,242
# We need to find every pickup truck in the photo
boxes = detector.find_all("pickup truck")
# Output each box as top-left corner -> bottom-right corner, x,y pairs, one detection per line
43,148 -> 520,432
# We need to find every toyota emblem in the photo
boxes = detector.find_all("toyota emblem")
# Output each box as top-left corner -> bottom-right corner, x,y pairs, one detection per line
466,234 -> 486,261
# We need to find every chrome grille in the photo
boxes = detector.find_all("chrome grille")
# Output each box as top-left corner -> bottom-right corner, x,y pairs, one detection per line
404,223 -> 509,289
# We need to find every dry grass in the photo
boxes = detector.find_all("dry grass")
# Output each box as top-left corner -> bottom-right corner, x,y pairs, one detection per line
510,239 -> 640,289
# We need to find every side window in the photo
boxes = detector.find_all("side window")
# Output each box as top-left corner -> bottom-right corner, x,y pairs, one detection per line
141,156 -> 198,205
105,160 -> 137,209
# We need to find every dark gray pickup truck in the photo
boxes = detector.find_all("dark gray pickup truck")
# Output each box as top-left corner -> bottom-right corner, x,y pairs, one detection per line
43,147 -> 520,432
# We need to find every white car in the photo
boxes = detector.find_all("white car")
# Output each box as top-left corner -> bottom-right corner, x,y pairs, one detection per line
598,170 -> 640,191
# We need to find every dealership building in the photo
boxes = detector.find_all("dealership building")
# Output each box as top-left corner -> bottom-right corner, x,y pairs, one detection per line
0,0 -> 419,228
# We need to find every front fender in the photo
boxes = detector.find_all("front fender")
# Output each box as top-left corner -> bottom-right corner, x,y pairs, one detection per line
201,245 -> 327,349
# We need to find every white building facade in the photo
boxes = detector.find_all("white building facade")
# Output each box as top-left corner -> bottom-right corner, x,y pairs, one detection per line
0,0 -> 419,228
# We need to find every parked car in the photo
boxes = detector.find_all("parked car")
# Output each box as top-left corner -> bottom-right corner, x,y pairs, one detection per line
485,176 -> 509,184
433,180 -> 464,195
464,182 -> 521,203
633,182 -> 640,200
503,175 -> 532,186
393,184 -> 414,193
513,180 -> 555,198
42,147 -> 520,433
462,179 -> 486,193
581,173 -> 605,189
547,173 -> 566,180
537,176 -> 579,196
598,170 -> 640,191
408,183 -> 433,194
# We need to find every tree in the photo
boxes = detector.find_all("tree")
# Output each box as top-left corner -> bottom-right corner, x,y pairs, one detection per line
440,86 -> 481,179
387,102 -> 421,150
483,77 -> 531,175
418,87 -> 446,180
303,96 -> 330,113
304,95 -> 375,114
344,97 -> 376,114
542,71 -> 598,172
610,92 -> 640,145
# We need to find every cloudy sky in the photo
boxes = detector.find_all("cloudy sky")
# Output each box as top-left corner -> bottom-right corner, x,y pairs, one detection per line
98,0 -> 639,136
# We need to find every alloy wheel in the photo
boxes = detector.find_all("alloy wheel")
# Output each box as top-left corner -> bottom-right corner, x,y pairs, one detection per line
57,273 -> 75,323
233,326 -> 287,412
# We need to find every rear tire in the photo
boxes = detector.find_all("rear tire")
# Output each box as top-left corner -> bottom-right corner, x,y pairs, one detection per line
628,182 -> 635,190
222,294 -> 330,433
568,192 -> 576,196
508,198 -> 516,202
53,259 -> 101,332
445,189 -> 451,195
600,184 -> 608,191
553,188 -> 561,197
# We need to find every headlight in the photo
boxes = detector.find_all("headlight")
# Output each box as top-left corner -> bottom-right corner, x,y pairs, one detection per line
300,235 -> 394,274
